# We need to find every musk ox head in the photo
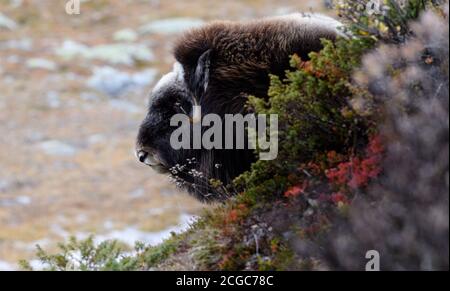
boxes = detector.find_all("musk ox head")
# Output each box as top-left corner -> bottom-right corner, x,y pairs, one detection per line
136,14 -> 342,202
136,62 -> 193,175
136,54 -> 256,203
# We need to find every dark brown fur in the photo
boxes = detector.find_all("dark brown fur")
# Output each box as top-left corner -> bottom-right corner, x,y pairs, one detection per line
175,19 -> 337,106
137,16 -> 340,202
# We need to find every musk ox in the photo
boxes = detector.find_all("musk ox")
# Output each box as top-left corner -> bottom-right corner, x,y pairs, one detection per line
136,13 -> 343,202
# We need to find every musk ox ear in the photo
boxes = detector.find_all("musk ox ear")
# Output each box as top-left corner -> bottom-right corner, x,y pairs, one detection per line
192,49 -> 212,100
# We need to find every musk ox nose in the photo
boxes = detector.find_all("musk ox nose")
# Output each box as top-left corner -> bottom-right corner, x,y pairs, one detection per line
137,150 -> 149,163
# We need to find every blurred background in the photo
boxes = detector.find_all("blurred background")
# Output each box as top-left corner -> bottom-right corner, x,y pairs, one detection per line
0,0 -> 329,270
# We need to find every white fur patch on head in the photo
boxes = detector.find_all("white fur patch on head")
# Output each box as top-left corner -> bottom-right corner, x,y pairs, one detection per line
151,62 -> 185,94
272,13 -> 345,37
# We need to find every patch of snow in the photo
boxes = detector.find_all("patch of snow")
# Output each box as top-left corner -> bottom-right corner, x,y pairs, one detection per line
93,214 -> 196,246
15,196 -> 31,205
26,58 -> 57,71
88,44 -> 154,65
87,66 -> 157,97
113,29 -> 138,42
55,40 -> 154,66
0,12 -> 17,30
139,18 -> 204,35
28,260 -> 45,271
37,140 -> 77,157
55,40 -> 88,59
16,214 -> 197,270
0,261 -> 15,271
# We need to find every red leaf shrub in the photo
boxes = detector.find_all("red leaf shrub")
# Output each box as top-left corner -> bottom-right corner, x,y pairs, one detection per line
326,135 -> 384,191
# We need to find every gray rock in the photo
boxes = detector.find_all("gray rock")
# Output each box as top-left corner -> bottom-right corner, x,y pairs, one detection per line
26,58 -> 57,71
55,40 -> 154,66
87,66 -> 157,97
38,140 -> 77,157
139,17 -> 204,35
0,13 -> 17,30
113,29 -> 138,42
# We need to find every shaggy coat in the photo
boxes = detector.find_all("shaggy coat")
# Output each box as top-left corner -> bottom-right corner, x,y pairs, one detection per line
137,14 -> 343,202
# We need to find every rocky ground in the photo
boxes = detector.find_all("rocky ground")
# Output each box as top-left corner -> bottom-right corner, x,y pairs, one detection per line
0,0 -> 327,270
